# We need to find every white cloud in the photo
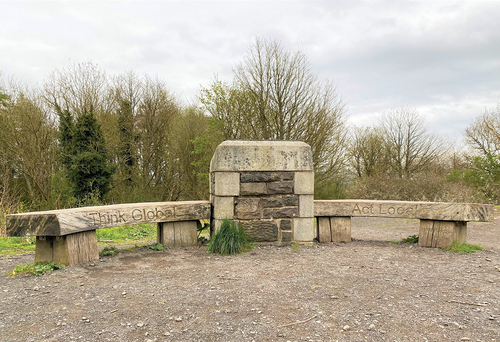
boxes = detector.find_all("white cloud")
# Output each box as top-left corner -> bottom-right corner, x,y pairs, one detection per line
1,0 -> 499,140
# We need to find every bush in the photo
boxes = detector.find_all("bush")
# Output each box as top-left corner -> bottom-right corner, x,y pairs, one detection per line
207,219 -> 252,255
347,172 -> 479,203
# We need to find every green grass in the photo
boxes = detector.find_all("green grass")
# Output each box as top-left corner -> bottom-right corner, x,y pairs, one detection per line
8,261 -> 65,277
0,236 -> 36,256
1,224 -> 157,256
390,240 -> 401,244
292,242 -> 300,250
445,241 -> 484,254
96,223 -> 156,244
207,219 -> 253,255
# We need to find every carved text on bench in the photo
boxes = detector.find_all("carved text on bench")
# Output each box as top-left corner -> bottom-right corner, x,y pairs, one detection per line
88,207 -> 174,227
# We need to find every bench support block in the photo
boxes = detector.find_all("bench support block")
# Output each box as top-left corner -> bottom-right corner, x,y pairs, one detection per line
35,230 -> 99,266
418,220 -> 467,248
317,216 -> 351,243
157,221 -> 198,248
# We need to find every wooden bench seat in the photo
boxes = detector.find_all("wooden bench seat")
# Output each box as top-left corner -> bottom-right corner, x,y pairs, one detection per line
314,200 -> 494,248
6,201 -> 211,265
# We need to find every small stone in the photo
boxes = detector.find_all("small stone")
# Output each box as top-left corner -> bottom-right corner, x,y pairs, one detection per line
33,286 -> 39,291
368,324 -> 375,330
460,338 -> 470,341
164,332 -> 171,336
137,322 -> 144,327
175,317 -> 182,322
343,325 -> 350,331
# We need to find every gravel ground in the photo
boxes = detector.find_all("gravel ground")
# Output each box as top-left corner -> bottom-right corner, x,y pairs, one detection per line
1,216 -> 499,342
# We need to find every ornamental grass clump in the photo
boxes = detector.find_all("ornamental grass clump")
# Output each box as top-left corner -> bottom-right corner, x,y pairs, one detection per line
207,219 -> 251,255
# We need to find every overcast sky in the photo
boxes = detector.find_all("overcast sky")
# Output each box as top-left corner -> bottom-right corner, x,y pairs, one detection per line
1,1 -> 499,141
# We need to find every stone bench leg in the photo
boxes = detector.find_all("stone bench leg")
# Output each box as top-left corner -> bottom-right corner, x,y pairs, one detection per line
35,230 -> 99,266
157,221 -> 198,248
317,216 -> 351,243
418,220 -> 467,248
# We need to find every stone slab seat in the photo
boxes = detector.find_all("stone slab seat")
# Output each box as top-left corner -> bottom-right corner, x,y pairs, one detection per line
314,200 -> 494,248
6,201 -> 211,265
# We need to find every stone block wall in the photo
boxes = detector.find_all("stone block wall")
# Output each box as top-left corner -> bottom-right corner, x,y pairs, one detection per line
210,140 -> 315,242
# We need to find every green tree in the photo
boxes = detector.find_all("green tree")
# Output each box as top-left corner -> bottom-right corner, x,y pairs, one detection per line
58,107 -> 114,202
447,153 -> 500,202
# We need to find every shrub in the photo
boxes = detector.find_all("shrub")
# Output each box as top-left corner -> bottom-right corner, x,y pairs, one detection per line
207,219 -> 252,255
347,172 -> 479,203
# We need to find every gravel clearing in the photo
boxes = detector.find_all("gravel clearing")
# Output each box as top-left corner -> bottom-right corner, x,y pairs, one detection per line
1,216 -> 499,342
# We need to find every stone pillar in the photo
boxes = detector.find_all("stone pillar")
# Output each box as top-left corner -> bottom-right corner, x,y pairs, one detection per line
210,140 -> 315,242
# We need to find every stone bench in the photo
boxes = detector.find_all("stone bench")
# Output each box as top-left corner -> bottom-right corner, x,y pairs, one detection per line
6,201 -> 210,265
314,200 -> 494,248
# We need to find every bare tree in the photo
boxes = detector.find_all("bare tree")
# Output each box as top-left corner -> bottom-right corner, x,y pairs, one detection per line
349,127 -> 388,177
43,62 -> 115,118
380,107 -> 442,178
136,76 -> 181,200
465,104 -> 500,155
0,83 -> 57,205
201,38 -> 348,179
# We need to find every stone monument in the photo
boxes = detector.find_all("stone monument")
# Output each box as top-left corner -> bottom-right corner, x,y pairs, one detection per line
210,140 -> 315,242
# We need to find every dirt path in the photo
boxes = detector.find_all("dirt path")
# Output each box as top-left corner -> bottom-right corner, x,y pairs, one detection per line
1,216 -> 499,342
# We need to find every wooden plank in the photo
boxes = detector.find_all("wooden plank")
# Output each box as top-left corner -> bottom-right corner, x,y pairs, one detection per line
314,200 -> 493,222
176,221 -> 198,247
418,220 -> 467,249
330,217 -> 351,243
159,222 -> 176,248
7,201 -> 211,237
317,217 -> 331,242
35,231 -> 99,265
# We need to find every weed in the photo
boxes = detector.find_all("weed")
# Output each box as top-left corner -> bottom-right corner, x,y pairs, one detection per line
390,240 -> 401,244
292,242 -> 300,250
8,261 -> 65,277
144,243 -> 164,251
100,246 -> 119,256
445,241 -> 484,254
402,235 -> 419,244
207,219 -> 252,255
